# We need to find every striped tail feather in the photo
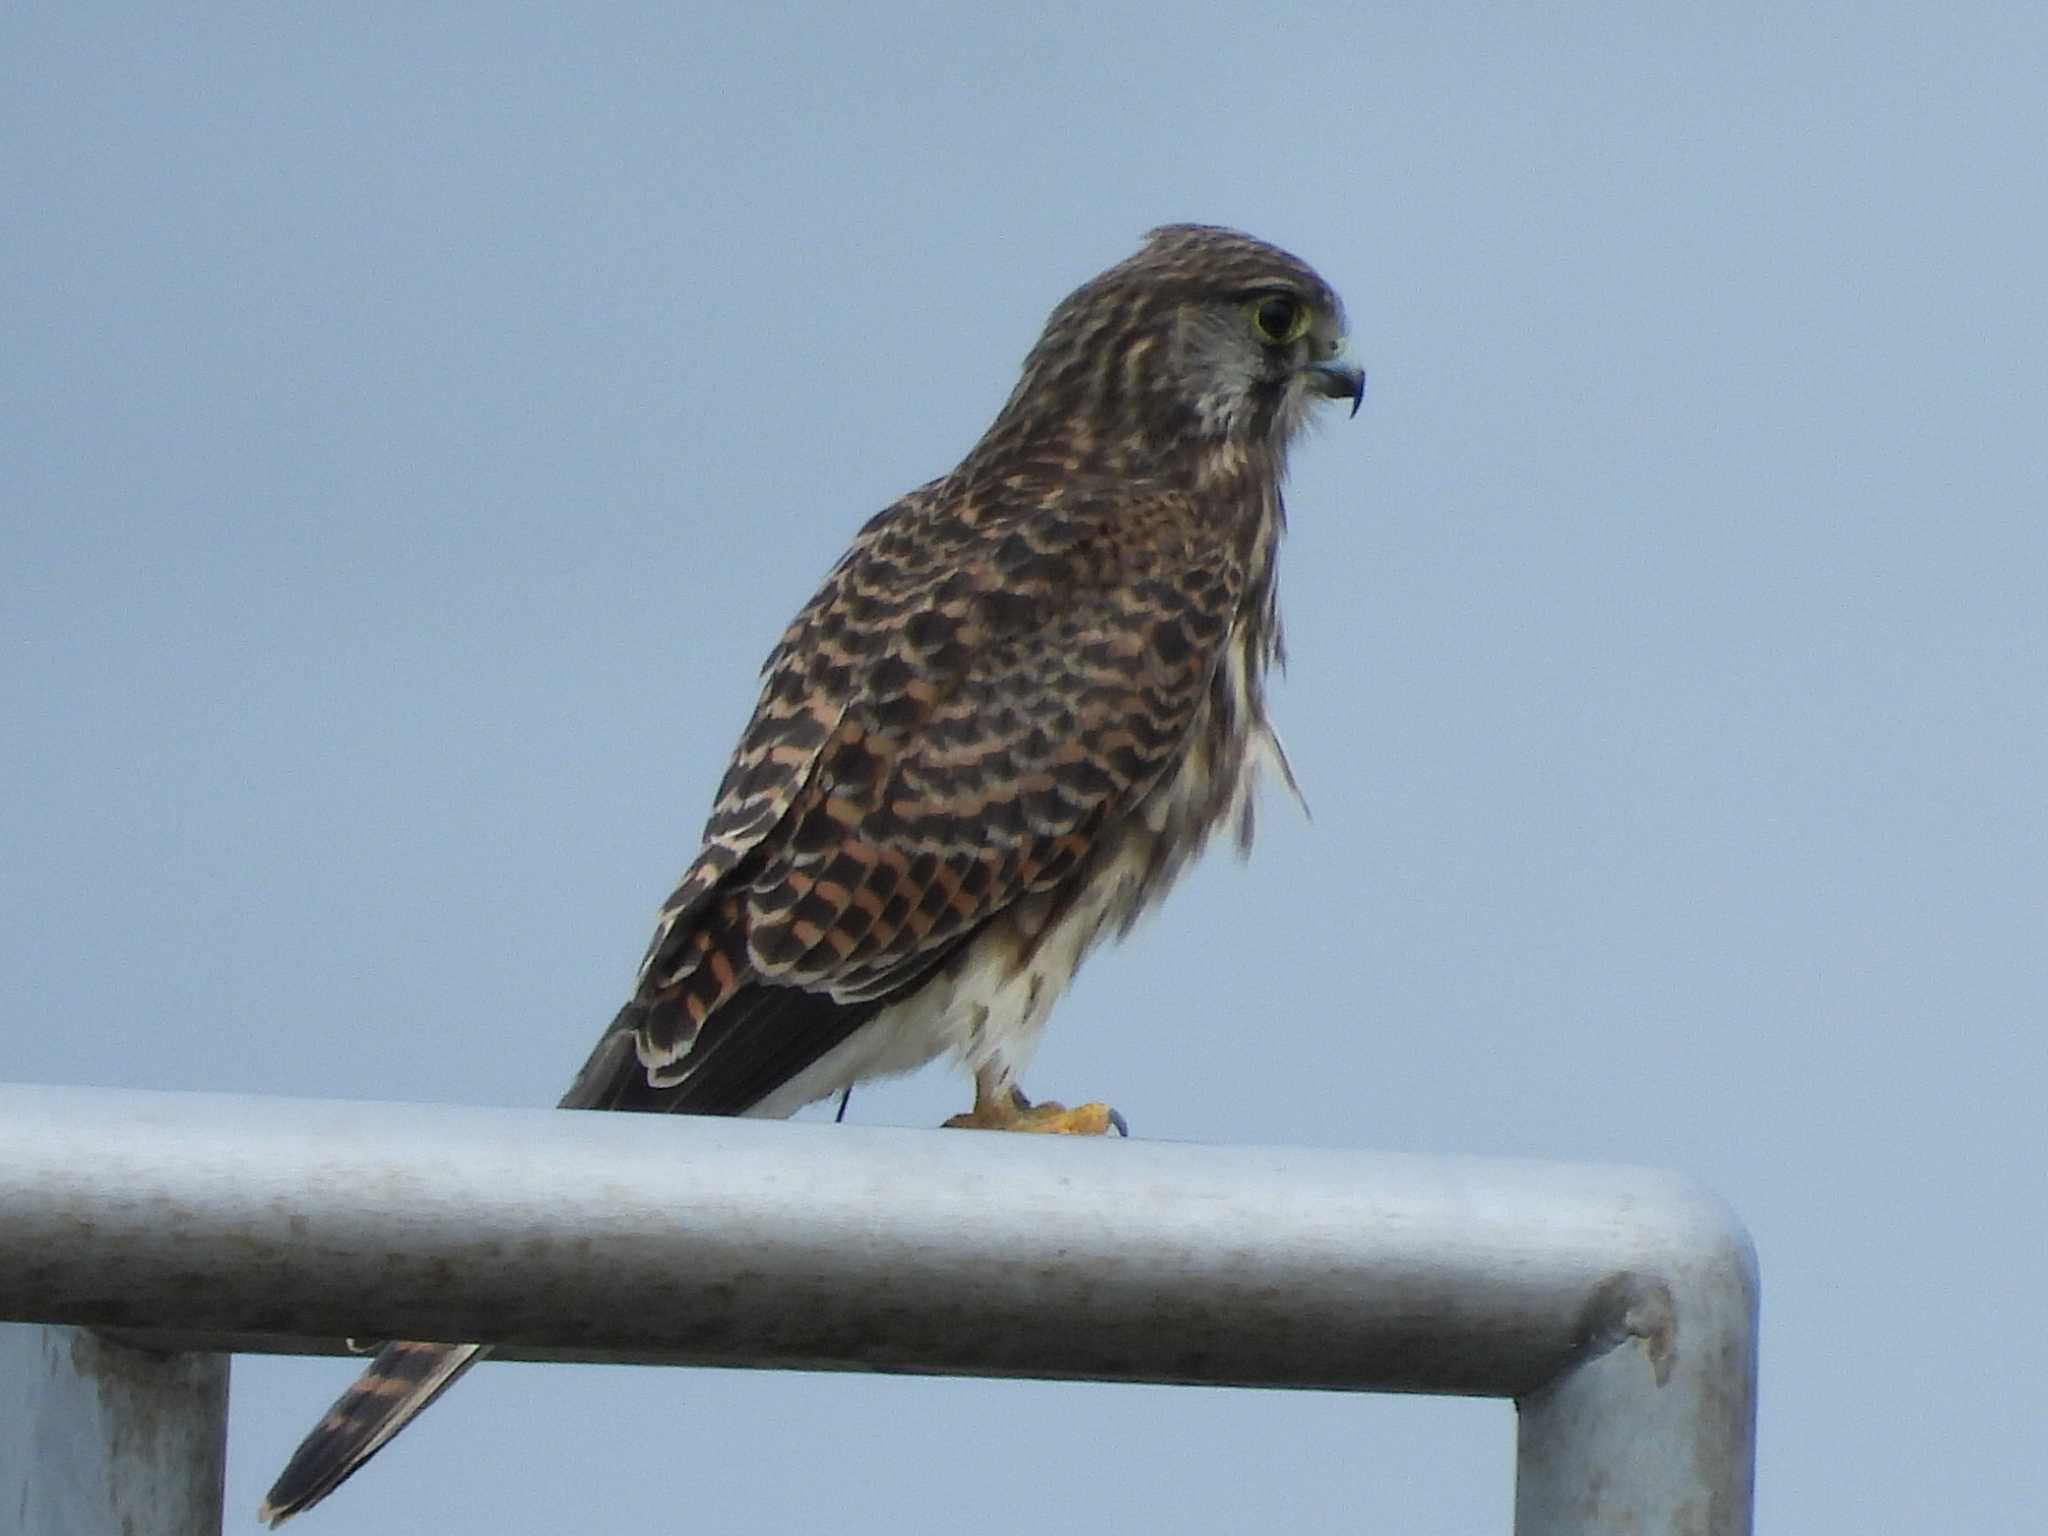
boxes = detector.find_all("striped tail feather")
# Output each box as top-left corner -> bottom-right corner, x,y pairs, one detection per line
259,981 -> 894,1522
258,1341 -> 485,1526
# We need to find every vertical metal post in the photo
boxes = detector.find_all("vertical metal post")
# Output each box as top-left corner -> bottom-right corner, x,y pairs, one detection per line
1515,1242 -> 1759,1533
0,1322 -> 228,1536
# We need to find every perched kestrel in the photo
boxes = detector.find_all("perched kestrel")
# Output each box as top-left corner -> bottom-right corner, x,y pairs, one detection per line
260,224 -> 1363,1525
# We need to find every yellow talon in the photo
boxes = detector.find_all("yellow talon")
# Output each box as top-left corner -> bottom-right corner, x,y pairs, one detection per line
942,1068 -> 1127,1136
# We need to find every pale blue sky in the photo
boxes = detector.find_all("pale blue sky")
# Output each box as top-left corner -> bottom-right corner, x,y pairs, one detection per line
5,4 -> 2044,1531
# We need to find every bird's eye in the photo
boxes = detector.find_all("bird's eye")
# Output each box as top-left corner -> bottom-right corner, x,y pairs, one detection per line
1249,294 -> 1311,346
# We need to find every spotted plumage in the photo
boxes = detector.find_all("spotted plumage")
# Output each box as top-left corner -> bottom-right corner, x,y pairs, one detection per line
260,223 -> 1363,1525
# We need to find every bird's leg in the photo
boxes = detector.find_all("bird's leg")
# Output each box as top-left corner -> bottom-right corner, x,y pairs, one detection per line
942,1065 -> 1128,1136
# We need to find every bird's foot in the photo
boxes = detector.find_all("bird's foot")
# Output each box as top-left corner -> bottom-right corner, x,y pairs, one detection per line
943,1078 -> 1128,1136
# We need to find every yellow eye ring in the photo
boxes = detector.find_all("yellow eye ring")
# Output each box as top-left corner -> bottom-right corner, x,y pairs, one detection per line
1249,293 -> 1312,346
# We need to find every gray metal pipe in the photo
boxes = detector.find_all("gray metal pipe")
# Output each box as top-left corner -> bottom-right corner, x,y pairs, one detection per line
0,1322 -> 228,1536
0,1082 -> 1755,1532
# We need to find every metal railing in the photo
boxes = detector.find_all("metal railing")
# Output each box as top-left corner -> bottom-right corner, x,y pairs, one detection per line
0,1082 -> 1757,1533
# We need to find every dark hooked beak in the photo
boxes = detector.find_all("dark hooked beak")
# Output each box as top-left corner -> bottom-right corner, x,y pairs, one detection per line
1304,359 -> 1367,417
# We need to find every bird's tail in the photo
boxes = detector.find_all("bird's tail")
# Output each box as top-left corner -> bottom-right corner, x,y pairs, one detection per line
257,1340 -> 486,1527
258,995 -> 876,1523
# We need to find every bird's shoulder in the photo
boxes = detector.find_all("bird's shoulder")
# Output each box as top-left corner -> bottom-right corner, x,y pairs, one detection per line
773,468 -> 1242,690
717,470 -> 1252,995
637,471 -> 1250,994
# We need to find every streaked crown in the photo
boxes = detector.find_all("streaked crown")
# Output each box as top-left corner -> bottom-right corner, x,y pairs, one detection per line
971,225 -> 1359,477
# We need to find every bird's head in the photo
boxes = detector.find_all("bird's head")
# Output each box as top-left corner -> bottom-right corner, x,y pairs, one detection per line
981,224 -> 1364,476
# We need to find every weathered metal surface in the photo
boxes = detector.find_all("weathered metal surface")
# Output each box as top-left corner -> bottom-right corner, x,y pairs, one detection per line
0,1323 -> 228,1536
0,1081 -> 1756,1533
